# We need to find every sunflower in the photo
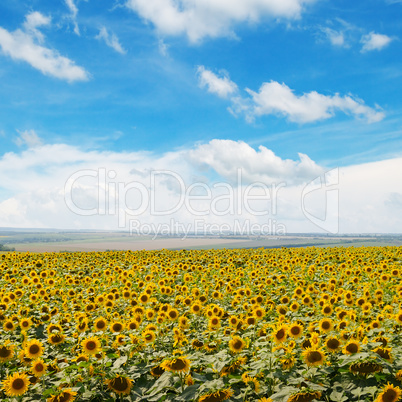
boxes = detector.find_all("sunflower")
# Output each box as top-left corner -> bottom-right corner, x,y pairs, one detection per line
302,348 -> 326,367
374,347 -> 393,362
74,354 -> 89,363
179,315 -> 189,329
288,323 -> 303,339
48,332 -> 65,346
374,383 -> 401,402
242,372 -> 260,392
160,357 -> 190,373
81,337 -> 102,356
209,316 -> 221,330
24,339 -> 44,359
110,321 -> 125,333
93,317 -> 108,332
20,318 -> 33,331
350,361 -> 382,376
321,304 -> 333,316
190,302 -> 202,314
2,371 -> 30,396
46,389 -> 77,402
105,375 -> 133,395
199,388 -> 234,402
272,324 -> 287,343
31,358 -> 47,377
191,339 -> 204,350
281,354 -> 296,370
318,318 -> 333,333
150,364 -> 166,378
228,336 -> 246,354
167,308 -> 179,320
142,330 -> 156,343
288,390 -> 322,402
0,341 -> 15,363
325,336 -> 341,352
127,319 -> 139,330
343,340 -> 360,355
76,320 -> 88,333
396,311 -> 402,325
3,319 -> 15,331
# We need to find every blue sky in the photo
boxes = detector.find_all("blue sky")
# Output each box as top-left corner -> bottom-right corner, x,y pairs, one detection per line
0,0 -> 401,233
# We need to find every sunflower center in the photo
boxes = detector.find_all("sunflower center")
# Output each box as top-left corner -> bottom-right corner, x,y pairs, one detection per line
29,344 -> 40,355
12,378 -> 25,390
276,329 -> 285,339
193,340 -> 203,347
35,363 -> 44,371
321,321 -> 330,330
97,321 -> 106,329
57,391 -> 73,402
307,351 -> 322,363
113,324 -> 123,331
171,358 -> 187,370
111,377 -> 129,391
53,334 -> 64,343
346,343 -> 358,353
0,347 -> 12,358
291,327 -> 301,336
382,389 -> 398,402
327,339 -> 340,349
86,341 -> 96,350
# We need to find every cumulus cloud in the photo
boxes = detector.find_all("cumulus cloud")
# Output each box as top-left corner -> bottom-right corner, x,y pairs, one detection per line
0,139 -> 324,230
15,130 -> 43,148
65,0 -> 80,35
0,11 -> 89,82
188,139 -> 323,184
96,26 -> 126,54
361,32 -> 393,52
198,66 -> 385,123
197,66 -> 238,99
1,139 -> 402,233
245,81 -> 385,123
126,0 -> 317,42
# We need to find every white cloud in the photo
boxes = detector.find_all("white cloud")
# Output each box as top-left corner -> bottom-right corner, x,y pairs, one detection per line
23,11 -> 51,42
1,139 -> 402,233
126,0 -> 317,42
15,130 -> 43,148
96,26 -> 126,54
361,32 -> 393,52
0,12 -> 89,82
188,139 -> 323,184
198,67 -> 385,123
65,0 -> 80,35
197,66 -> 238,99
245,81 -> 385,123
158,39 -> 169,56
320,27 -> 345,47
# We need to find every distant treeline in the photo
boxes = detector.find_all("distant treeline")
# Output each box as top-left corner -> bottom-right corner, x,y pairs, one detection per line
0,243 -> 15,251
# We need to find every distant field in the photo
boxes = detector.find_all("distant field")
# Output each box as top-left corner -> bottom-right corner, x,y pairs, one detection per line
1,230 -> 402,252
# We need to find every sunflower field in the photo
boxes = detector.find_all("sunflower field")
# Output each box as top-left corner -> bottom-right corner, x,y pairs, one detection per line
1,246 -> 402,402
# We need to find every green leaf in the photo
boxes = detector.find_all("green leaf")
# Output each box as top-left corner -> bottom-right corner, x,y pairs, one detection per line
113,355 -> 128,369
329,389 -> 349,401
